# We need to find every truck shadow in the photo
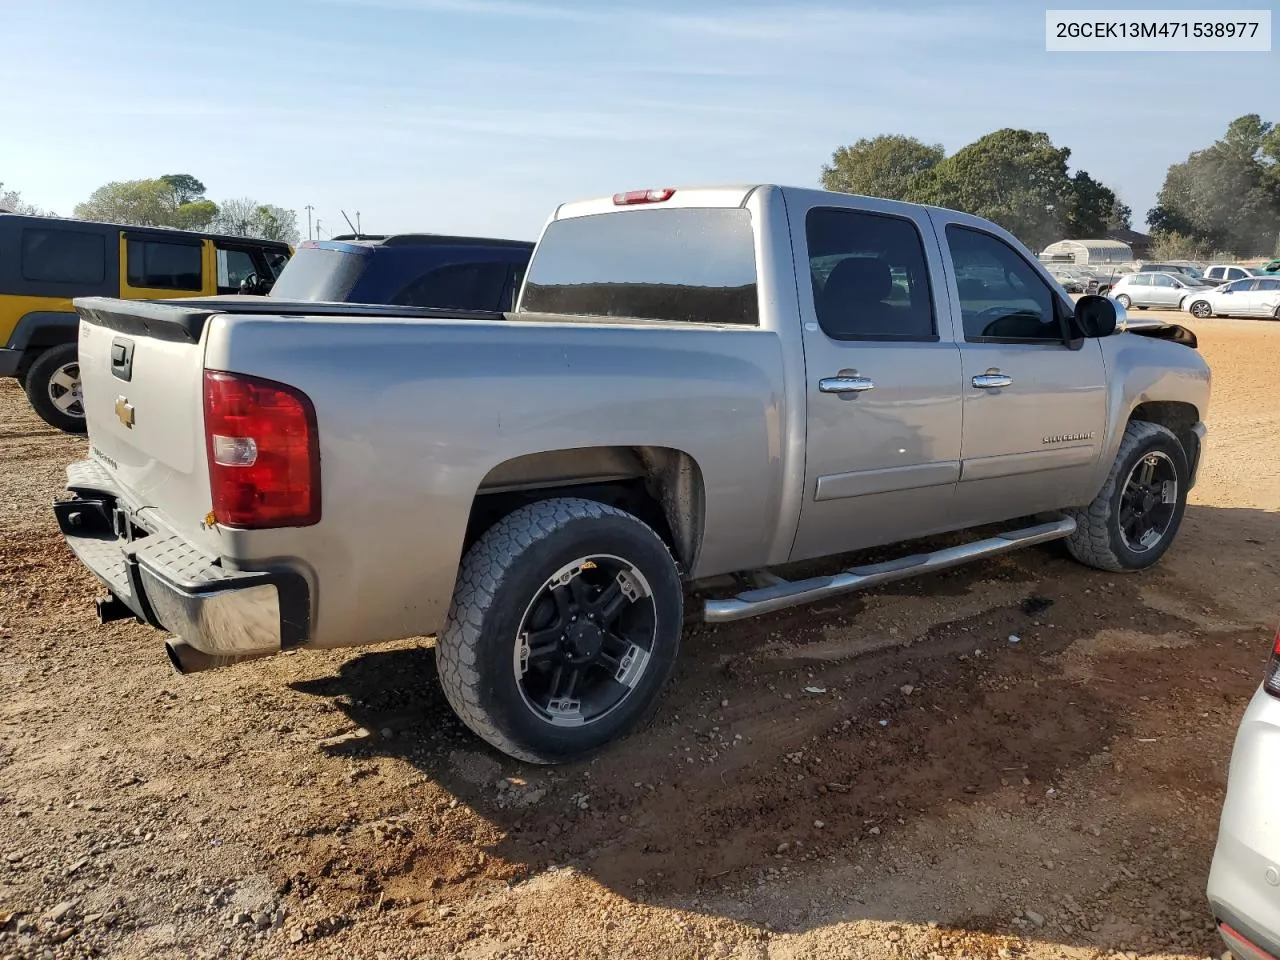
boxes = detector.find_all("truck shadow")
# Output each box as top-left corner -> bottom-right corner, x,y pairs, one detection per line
283,502 -> 1276,952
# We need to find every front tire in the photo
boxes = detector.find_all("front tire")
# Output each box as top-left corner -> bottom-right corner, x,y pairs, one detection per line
436,497 -> 683,764
1115,294 -> 1131,309
24,343 -> 86,434
1064,421 -> 1189,573
1190,300 -> 1213,319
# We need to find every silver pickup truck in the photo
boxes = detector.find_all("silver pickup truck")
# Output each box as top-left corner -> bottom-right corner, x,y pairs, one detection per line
56,185 -> 1210,763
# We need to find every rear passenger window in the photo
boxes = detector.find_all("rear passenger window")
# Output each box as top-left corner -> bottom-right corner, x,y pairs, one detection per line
806,208 -> 936,340
20,228 -> 106,283
127,239 -> 202,291
391,261 -> 510,311
945,226 -> 1063,342
1257,279 -> 1280,291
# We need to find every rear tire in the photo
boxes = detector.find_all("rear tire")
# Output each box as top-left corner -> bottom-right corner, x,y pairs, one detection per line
24,344 -> 86,434
1064,420 -> 1189,573
436,497 -> 683,764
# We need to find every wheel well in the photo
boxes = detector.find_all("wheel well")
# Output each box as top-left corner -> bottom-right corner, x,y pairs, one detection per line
1129,401 -> 1201,473
463,446 -> 705,573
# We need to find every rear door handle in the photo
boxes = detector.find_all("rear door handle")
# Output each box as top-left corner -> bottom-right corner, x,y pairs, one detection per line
972,373 -> 1013,389
819,376 -> 875,394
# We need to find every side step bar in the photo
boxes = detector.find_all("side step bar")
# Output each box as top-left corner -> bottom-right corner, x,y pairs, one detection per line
702,517 -> 1076,624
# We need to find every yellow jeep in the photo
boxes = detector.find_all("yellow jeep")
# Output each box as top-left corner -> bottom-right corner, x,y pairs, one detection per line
0,213 -> 291,432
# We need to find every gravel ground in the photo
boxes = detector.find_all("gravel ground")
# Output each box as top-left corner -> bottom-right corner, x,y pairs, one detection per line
1,311 -> 1277,960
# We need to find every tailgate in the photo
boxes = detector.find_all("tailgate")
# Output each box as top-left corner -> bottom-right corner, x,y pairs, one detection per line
74,297 -> 217,550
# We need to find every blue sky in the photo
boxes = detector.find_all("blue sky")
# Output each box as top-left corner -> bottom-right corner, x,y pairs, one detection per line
2,0 -> 1277,240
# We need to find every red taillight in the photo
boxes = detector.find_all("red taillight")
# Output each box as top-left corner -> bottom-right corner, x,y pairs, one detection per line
203,370 -> 320,529
612,188 -> 676,205
1264,626 -> 1280,698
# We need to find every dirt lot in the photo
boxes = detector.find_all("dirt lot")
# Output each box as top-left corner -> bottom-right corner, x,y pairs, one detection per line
1,312 -> 1278,960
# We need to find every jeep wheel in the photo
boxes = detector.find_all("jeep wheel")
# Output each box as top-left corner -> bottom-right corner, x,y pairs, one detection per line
1064,420 -> 1189,573
1190,300 -> 1213,319
436,497 -> 683,764
1115,294 -> 1131,309
24,343 -> 87,434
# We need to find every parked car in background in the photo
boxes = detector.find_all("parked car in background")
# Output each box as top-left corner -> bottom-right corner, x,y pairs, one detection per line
0,213 -> 292,433
55,183 -> 1209,763
1203,264 -> 1265,284
1262,259 -> 1280,274
1111,272 -> 1212,311
1140,262 -> 1206,279
269,233 -> 534,312
1208,627 -> 1280,960
1184,276 -> 1280,319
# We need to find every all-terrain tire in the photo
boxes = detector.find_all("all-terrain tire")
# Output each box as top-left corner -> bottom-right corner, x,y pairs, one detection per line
1064,420 -> 1189,573
24,343 -> 86,434
436,497 -> 683,764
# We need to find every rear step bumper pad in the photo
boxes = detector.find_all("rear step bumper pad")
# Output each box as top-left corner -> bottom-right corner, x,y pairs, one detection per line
53,469 -> 309,660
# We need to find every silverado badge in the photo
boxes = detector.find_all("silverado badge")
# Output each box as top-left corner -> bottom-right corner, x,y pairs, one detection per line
115,396 -> 135,429
1043,431 -> 1095,444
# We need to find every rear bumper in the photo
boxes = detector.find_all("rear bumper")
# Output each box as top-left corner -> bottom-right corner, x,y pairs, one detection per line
54,460 -> 310,665
1208,687 -> 1280,959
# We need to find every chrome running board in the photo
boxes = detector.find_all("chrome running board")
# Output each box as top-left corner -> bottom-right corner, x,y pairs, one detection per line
702,517 -> 1076,624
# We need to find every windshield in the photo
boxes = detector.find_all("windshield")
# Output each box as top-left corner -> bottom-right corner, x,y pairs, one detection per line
268,245 -> 370,301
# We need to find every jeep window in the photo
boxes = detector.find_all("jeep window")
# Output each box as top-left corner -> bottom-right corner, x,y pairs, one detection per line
216,248 -> 258,290
946,225 -> 1062,342
520,208 -> 758,325
20,228 -> 106,283
126,239 -> 202,291
391,260 -> 510,311
805,208 -> 936,341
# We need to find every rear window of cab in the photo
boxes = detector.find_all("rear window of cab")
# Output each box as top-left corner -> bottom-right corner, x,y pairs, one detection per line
519,208 -> 759,325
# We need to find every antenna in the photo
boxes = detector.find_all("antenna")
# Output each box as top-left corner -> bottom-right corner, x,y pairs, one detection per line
340,209 -> 359,238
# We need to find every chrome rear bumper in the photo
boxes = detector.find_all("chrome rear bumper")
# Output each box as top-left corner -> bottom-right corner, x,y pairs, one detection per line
53,460 -> 309,669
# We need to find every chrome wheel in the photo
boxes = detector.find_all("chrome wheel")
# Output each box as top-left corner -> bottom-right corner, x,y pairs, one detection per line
513,555 -> 656,727
1190,300 -> 1212,319
46,362 -> 83,419
1118,451 -> 1178,553
1115,294 -> 1131,309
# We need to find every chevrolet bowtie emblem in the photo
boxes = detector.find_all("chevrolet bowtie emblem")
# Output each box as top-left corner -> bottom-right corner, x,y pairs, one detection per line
115,396 -> 135,429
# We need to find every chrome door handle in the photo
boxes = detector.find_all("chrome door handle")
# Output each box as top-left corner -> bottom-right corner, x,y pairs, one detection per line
819,376 -> 875,394
972,373 -> 1013,389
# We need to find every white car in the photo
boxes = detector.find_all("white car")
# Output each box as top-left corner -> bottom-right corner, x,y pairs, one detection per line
1111,272 -> 1212,311
1203,264 -> 1265,284
1184,276 -> 1280,320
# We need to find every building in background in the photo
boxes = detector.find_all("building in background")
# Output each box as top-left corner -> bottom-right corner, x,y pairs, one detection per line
1040,238 -> 1134,265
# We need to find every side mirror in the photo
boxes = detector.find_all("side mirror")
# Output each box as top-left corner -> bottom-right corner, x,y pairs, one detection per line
1074,294 -> 1118,338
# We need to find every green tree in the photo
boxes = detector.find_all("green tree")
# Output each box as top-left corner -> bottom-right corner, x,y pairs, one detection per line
923,129 -> 1074,252
1064,171 -> 1132,236
160,173 -> 207,205
1148,231 -> 1211,261
1147,114 -> 1280,257
821,135 -> 944,201
74,178 -> 188,226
